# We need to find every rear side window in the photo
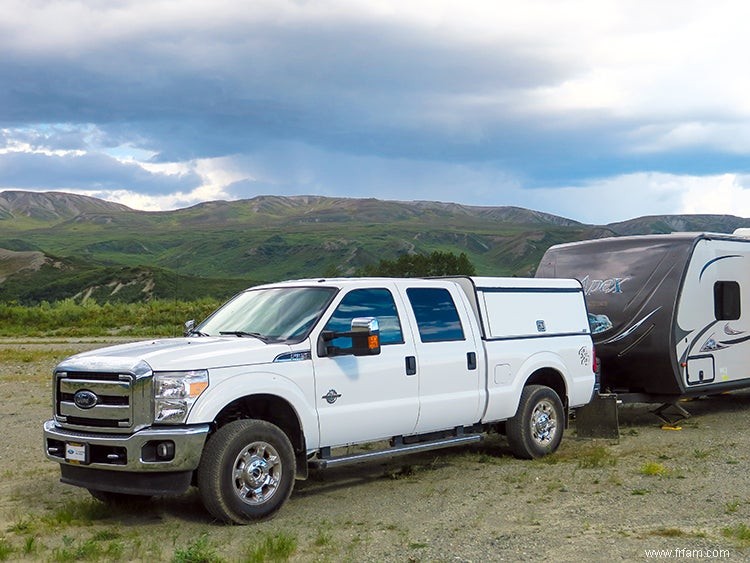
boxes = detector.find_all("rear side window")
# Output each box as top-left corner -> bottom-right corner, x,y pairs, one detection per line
406,287 -> 465,343
714,281 -> 741,321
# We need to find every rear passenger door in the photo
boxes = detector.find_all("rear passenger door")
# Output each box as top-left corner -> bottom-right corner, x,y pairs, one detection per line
402,283 -> 483,433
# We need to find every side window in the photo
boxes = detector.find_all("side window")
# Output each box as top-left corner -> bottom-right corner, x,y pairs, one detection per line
324,288 -> 404,347
715,281 -> 741,321
406,287 -> 465,343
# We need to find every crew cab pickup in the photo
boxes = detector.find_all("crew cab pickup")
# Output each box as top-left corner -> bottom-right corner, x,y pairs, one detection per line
44,276 -> 595,523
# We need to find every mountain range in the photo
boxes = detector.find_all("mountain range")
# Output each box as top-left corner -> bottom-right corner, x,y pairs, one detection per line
1,190 -> 748,304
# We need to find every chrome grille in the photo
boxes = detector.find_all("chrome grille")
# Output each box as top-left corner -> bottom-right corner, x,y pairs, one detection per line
55,370 -> 148,432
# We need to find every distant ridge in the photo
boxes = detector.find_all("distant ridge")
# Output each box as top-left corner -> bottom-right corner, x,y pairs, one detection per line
1,190 -> 749,304
0,190 -> 132,221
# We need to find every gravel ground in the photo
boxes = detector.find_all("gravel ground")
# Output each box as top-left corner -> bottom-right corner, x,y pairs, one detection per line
1,339 -> 750,561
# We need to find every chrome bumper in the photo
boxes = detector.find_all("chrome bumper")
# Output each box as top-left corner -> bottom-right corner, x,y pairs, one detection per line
43,419 -> 210,473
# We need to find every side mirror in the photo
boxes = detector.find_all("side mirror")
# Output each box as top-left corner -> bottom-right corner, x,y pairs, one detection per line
319,317 -> 381,357
184,319 -> 196,337
350,317 -> 381,356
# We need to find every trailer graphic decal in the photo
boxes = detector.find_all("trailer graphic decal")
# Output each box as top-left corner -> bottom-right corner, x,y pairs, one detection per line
588,313 -> 613,335
601,307 -> 661,344
724,323 -> 743,336
698,254 -> 742,281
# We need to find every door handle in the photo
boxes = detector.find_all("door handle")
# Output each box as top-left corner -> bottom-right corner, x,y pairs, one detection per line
467,352 -> 477,370
405,356 -> 417,376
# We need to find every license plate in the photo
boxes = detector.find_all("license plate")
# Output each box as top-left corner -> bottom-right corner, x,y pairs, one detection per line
65,442 -> 88,464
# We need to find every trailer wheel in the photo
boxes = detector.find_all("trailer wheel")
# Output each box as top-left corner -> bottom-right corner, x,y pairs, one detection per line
197,419 -> 295,524
506,385 -> 564,459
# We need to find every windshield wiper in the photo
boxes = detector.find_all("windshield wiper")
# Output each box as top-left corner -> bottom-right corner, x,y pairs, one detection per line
219,331 -> 269,343
186,328 -> 209,337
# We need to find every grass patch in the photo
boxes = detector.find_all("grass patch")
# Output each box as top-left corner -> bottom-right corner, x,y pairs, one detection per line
576,445 -> 617,469
23,536 -> 38,556
172,535 -> 224,563
0,348 -> 80,364
43,499 -> 112,527
639,462 -> 670,477
51,537 -> 100,562
726,500 -> 741,514
693,448 -> 711,459
722,523 -> 750,545
0,537 -> 14,561
313,528 -> 333,548
539,443 -> 617,468
648,527 -> 686,538
91,529 -> 121,542
7,517 -> 35,534
245,532 -> 298,562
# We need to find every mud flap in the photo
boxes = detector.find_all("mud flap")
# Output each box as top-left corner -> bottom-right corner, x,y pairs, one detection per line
574,394 -> 620,440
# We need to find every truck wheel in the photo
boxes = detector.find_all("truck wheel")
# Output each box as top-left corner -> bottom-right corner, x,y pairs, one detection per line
506,385 -> 564,459
88,489 -> 151,505
197,419 -> 295,524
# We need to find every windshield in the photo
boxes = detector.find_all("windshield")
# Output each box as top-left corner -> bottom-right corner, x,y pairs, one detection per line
197,286 -> 337,343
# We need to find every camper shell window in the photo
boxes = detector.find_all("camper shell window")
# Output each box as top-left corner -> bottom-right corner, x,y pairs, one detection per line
714,281 -> 741,321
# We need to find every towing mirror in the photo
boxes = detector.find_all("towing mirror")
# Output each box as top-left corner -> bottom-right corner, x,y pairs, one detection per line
320,317 -> 381,357
350,317 -> 381,356
184,319 -> 196,337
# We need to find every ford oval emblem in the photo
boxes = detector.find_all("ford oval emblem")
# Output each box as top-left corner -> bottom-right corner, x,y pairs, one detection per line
73,390 -> 99,409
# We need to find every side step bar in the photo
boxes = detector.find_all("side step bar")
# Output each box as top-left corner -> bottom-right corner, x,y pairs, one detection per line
309,433 -> 483,470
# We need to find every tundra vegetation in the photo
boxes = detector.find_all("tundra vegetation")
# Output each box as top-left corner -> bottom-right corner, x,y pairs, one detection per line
0,250 -> 476,337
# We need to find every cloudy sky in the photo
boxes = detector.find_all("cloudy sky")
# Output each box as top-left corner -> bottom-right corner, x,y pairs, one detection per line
2,0 -> 750,224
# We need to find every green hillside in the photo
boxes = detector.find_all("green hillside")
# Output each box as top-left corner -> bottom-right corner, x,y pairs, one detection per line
1,191 -> 749,304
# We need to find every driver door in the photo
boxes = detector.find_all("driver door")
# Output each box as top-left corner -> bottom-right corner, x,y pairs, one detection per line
312,285 -> 419,448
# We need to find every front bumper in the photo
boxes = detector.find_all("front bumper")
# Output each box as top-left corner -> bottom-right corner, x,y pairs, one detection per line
43,419 -> 210,473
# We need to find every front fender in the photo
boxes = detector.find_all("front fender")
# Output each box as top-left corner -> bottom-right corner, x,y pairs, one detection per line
187,365 -> 320,450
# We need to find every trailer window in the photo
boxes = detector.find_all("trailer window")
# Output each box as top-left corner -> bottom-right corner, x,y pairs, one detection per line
714,281 -> 741,321
406,288 -> 465,342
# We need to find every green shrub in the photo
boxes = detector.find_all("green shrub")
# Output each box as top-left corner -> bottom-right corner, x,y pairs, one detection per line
0,299 -> 220,337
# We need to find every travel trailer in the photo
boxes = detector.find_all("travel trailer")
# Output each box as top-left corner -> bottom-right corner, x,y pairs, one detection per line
536,231 -> 750,403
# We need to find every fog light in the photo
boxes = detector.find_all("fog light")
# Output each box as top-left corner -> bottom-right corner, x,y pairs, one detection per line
156,441 -> 175,460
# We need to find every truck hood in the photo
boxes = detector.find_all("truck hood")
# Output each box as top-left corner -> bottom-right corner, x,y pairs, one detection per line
56,337 -> 296,374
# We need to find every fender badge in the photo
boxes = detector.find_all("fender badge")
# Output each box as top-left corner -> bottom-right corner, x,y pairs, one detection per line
322,389 -> 342,404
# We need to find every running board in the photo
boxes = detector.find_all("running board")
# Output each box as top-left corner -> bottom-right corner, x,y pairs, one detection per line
310,434 -> 483,470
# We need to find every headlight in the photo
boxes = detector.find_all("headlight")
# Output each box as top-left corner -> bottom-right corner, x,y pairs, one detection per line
153,370 -> 209,424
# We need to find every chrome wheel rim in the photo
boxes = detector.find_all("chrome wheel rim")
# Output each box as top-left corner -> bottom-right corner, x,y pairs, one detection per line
232,441 -> 282,506
530,399 -> 558,446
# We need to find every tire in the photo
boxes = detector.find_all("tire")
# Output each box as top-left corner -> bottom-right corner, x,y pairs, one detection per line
197,419 -> 295,524
88,489 -> 151,505
506,385 -> 565,459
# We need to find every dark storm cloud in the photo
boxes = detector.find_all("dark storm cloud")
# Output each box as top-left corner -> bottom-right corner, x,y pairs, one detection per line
0,9 -> 580,175
2,1 -> 749,221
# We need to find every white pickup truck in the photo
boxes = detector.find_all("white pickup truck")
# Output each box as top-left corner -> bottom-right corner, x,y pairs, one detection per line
44,276 -> 595,523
